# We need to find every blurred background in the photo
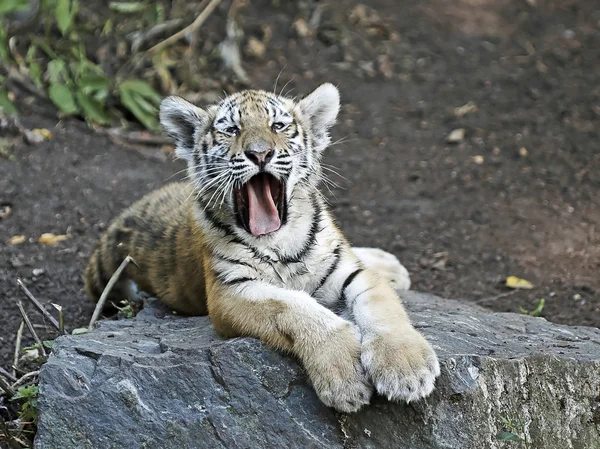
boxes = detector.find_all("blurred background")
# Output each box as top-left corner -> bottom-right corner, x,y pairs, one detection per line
1,0 -> 599,363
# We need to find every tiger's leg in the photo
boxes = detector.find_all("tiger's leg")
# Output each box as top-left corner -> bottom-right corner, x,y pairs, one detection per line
207,279 -> 373,412
339,265 -> 440,402
351,247 -> 411,290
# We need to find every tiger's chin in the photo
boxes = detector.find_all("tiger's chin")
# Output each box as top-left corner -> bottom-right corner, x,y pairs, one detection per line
234,173 -> 287,238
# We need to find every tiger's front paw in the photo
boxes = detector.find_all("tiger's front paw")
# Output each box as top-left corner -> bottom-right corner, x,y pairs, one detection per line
305,323 -> 373,413
361,328 -> 440,403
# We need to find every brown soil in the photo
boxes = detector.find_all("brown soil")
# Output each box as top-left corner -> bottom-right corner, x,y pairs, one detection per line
1,0 -> 599,369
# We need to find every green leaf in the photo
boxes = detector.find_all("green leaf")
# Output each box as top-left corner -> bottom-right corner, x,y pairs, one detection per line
43,339 -> 55,349
0,88 -> 17,114
26,45 -> 43,88
120,90 -> 158,130
47,59 -> 70,85
529,298 -> 545,317
109,2 -> 146,13
76,91 -> 110,124
78,74 -> 109,92
0,0 -> 29,14
10,385 -> 39,402
119,79 -> 161,103
55,0 -> 75,35
48,83 -> 79,114
71,327 -> 88,335
497,431 -> 522,441
119,79 -> 161,130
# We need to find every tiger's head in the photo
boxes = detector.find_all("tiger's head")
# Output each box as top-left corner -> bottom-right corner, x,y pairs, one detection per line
159,84 -> 340,238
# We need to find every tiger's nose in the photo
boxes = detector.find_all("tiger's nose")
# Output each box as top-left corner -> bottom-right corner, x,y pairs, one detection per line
245,148 -> 274,169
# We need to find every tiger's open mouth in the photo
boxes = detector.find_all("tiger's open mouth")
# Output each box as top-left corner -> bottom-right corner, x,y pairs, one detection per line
234,173 -> 286,237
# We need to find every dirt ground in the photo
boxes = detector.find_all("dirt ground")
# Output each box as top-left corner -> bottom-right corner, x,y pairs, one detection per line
1,0 -> 599,368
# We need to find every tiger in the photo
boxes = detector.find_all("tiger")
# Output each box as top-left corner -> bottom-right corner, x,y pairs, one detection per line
84,83 -> 440,412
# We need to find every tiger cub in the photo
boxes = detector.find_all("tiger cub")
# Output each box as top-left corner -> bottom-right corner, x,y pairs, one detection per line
84,84 -> 440,412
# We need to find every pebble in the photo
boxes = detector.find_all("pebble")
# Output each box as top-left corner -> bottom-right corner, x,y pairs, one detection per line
447,128 -> 465,143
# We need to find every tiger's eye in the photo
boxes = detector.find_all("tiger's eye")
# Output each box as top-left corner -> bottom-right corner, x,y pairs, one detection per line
225,126 -> 240,136
271,122 -> 286,132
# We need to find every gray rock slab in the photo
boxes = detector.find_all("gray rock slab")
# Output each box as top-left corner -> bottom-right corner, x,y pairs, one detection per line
35,292 -> 600,449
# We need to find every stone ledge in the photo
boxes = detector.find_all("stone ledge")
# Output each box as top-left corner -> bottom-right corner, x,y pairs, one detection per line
35,292 -> 600,449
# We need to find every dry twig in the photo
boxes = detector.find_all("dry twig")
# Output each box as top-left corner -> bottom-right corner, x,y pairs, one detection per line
88,255 -> 137,331
0,366 -> 17,383
0,418 -> 22,449
219,0 -> 249,83
12,321 -> 24,378
16,279 -> 63,334
475,289 -> 518,304
11,371 -> 40,389
16,302 -> 47,359
148,0 -> 222,54
97,128 -> 172,146
0,375 -> 16,398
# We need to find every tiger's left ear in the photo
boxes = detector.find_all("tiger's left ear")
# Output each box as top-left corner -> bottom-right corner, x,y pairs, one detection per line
160,96 -> 209,162
297,83 -> 340,147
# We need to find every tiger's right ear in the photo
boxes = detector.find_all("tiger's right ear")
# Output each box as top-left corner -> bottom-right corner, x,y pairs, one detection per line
159,96 -> 209,161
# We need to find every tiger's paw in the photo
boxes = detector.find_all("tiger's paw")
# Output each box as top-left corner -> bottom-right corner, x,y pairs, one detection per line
351,247 -> 411,291
306,323 -> 373,413
361,327 -> 440,403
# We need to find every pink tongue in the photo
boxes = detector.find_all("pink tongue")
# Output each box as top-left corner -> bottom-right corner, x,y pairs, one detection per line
246,176 -> 281,237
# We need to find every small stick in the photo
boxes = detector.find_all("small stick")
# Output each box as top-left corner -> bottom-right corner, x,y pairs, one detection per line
11,371 -> 40,389
88,256 -> 136,331
0,366 -> 17,383
16,302 -> 47,359
52,303 -> 64,334
475,290 -> 518,304
148,0 -> 222,54
0,417 -> 23,449
12,321 -> 24,378
0,375 -> 16,398
16,279 -> 63,334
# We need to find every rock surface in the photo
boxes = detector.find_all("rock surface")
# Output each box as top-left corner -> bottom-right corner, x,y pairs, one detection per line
35,292 -> 600,449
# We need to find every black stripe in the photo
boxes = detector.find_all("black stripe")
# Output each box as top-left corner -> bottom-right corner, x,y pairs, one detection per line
221,276 -> 256,286
201,201 -> 236,236
331,268 -> 363,314
341,269 -> 362,294
200,201 -> 265,261
214,253 -> 254,269
277,195 -> 321,264
312,245 -> 342,294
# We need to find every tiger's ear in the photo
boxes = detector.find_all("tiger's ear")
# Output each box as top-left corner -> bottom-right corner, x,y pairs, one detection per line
297,83 -> 340,143
160,96 -> 209,161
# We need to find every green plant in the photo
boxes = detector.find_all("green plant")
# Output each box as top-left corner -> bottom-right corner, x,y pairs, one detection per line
10,385 -> 39,423
519,298 -> 545,317
497,415 -> 530,448
0,0 -> 163,129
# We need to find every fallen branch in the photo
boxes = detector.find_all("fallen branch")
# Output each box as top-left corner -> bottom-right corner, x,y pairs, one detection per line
0,418 -> 22,449
219,0 -> 249,83
95,127 -> 172,146
11,371 -> 40,389
148,0 -> 222,54
16,302 -> 47,359
129,18 -> 185,53
0,375 -> 16,398
0,366 -> 17,383
12,321 -> 24,378
16,279 -> 63,334
51,303 -> 64,334
475,289 -> 518,304
88,255 -> 136,331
